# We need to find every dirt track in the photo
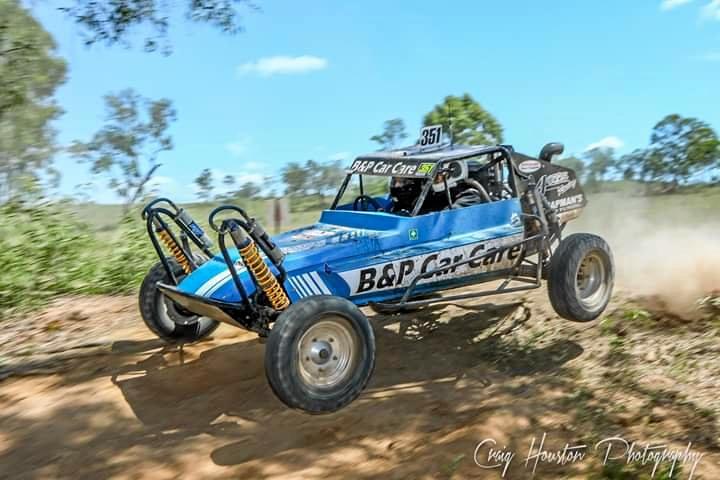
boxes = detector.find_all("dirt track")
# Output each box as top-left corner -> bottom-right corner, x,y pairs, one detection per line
1,287 -> 719,479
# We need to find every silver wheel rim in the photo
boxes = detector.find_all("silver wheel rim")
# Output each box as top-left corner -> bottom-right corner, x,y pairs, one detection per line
297,316 -> 359,390
575,251 -> 609,311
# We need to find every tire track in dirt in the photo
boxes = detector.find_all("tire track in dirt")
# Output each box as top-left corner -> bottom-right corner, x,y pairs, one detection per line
1,290 -> 719,479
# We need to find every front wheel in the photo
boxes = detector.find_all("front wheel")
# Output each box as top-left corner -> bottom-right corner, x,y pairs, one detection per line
265,296 -> 376,413
138,260 -> 220,343
547,233 -> 614,322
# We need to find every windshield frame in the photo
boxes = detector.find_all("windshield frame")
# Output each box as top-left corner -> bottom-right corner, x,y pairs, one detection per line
329,145 -> 520,216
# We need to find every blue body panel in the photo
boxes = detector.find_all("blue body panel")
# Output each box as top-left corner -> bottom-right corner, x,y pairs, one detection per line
177,198 -> 525,306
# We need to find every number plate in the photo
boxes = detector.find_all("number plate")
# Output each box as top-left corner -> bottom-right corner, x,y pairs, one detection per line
419,124 -> 443,148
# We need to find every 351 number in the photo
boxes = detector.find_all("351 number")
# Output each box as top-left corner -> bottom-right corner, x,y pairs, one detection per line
419,125 -> 442,147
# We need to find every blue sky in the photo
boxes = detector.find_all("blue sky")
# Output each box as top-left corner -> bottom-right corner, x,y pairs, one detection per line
34,0 -> 720,203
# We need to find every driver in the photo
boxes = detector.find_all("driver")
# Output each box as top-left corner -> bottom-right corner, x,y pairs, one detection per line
389,176 -> 422,214
389,161 -> 487,214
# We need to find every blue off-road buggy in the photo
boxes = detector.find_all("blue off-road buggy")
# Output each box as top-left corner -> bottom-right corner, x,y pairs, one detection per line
139,130 -> 614,413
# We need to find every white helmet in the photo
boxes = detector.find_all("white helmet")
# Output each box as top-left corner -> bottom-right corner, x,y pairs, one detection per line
432,160 -> 468,193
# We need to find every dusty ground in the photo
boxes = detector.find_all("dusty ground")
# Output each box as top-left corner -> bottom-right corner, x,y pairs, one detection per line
1,285 -> 719,480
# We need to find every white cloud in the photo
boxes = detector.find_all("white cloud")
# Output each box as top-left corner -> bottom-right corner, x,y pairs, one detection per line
701,0 -> 720,19
147,175 -> 175,187
660,0 -> 694,11
225,136 -> 252,157
243,161 -> 263,171
328,151 -> 351,161
584,136 -> 624,152
237,55 -> 328,77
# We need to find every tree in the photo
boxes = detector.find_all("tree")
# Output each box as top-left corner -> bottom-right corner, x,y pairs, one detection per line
281,159 -> 345,197
555,156 -> 586,182
423,94 -> 503,145
223,174 -> 236,189
60,0 -> 258,53
646,114 -> 719,186
70,89 -> 176,213
236,181 -> 261,198
370,118 -> 407,150
281,161 -> 310,196
583,147 -> 616,185
195,168 -> 214,200
318,161 -> 345,196
0,0 -> 67,201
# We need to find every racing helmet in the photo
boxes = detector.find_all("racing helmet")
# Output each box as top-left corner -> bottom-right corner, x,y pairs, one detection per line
432,160 -> 468,193
390,176 -> 423,211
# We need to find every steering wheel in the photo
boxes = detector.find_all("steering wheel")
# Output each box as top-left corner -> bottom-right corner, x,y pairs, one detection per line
353,195 -> 384,212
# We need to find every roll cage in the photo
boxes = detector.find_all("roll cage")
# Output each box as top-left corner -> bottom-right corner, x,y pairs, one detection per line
329,145 -> 523,216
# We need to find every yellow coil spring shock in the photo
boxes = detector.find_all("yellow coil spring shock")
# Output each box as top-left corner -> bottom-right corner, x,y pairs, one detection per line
157,228 -> 192,274
239,241 -> 290,310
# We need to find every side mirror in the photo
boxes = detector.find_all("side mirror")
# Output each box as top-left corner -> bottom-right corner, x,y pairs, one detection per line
539,143 -> 564,163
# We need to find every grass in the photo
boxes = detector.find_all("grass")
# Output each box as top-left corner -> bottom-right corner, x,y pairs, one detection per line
4,183 -> 718,316
71,196 -> 329,236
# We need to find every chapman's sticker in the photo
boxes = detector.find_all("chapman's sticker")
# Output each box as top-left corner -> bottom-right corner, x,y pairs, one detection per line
549,194 -> 584,211
338,234 -> 523,295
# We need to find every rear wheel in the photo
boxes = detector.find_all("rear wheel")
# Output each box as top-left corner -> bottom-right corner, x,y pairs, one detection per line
547,233 -> 614,322
138,260 -> 220,343
265,296 -> 376,413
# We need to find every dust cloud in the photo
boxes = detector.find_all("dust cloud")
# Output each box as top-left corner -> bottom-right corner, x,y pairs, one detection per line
569,192 -> 720,318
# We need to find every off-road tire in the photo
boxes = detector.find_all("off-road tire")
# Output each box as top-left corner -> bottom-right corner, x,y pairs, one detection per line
265,296 -> 376,414
138,260 -> 220,343
547,233 -> 614,322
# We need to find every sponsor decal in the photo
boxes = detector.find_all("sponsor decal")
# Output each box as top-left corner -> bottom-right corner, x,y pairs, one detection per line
544,171 -> 570,188
291,228 -> 337,241
518,160 -> 542,174
556,179 -> 577,196
338,234 -> 523,295
549,194 -> 584,211
408,228 -> 419,241
417,162 -> 435,175
283,228 -> 369,253
349,159 -> 434,177
540,171 -> 578,196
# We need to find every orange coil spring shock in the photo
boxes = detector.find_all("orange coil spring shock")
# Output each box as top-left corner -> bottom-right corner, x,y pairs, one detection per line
239,241 -> 290,310
157,228 -> 192,274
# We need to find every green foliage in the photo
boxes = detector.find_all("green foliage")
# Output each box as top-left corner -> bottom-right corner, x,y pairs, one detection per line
618,114 -> 720,190
281,159 -> 345,197
194,168 -> 214,200
0,202 -> 97,312
584,148 -> 618,191
60,0 -> 258,53
70,89 -> 176,213
0,202 -> 156,315
93,212 -> 157,294
648,114 -> 719,184
370,118 -> 408,150
698,292 -> 720,320
0,0 -> 67,201
423,94 -> 503,145
556,156 -> 586,181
